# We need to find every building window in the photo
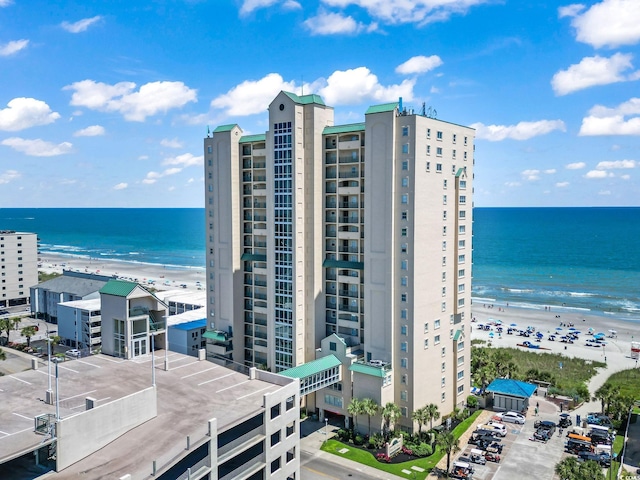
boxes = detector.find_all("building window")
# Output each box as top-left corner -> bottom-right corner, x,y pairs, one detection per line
452,165 -> 456,174
442,226 -> 447,236
458,298 -> 465,307
426,145 -> 431,156
441,377 -> 446,387
443,194 -> 447,205
464,151 -> 468,160
442,286 -> 446,296
459,240 -> 465,249
402,177 -> 409,187
271,458 -> 281,474
401,374 -> 408,384
450,328 -> 454,338
401,259 -> 408,270
442,272 -> 446,282
207,146 -> 212,153
458,355 -> 464,366
452,149 -> 456,158
401,309 -> 408,319
427,128 -> 431,138
424,322 -> 429,333
458,269 -> 465,278
436,163 -> 442,172
458,341 -> 465,351
459,210 -> 466,219
401,358 -> 408,368
460,195 -> 466,204
401,227 -> 408,237
441,362 -> 446,372
401,194 -> 408,204
402,143 -> 409,154
458,254 -> 465,264
401,342 -> 408,352
271,430 -> 281,447
424,339 -> 429,349
271,403 -> 281,419
434,335 -> 441,344
458,385 -> 464,395
459,225 -> 466,234
401,325 -> 408,335
442,241 -> 446,251
436,147 -> 443,156
401,406 -> 408,417
443,179 -> 447,188
286,421 -> 295,437
437,131 -> 443,140
400,390 -> 408,401
434,319 -> 441,329
401,293 -> 407,302
460,180 -> 466,189
464,136 -> 468,145
287,448 -> 295,463
442,392 -> 446,402
402,160 -> 409,170
401,276 -> 408,286
458,370 -> 464,380
442,346 -> 446,356
426,160 -> 431,170
402,126 -> 409,136
330,341 -> 337,351
401,243 -> 408,253
458,283 -> 465,293
442,256 -> 446,266
442,302 -> 446,312
443,210 -> 447,220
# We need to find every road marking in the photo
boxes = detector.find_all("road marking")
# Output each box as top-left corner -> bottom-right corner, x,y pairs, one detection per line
76,360 -> 101,368
302,466 -> 339,479
198,372 -> 235,386
12,412 -> 31,420
95,356 -> 124,363
168,360 -> 199,371
59,389 -> 97,402
9,376 -> 31,385
236,385 -> 274,399
0,431 -> 8,436
59,365 -> 79,373
217,380 -> 249,393
181,366 -> 220,379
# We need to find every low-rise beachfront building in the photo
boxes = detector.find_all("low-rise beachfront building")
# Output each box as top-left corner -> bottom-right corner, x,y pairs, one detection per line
0,230 -> 38,308
99,279 -> 168,360
204,91 -> 475,433
0,351 -> 300,479
167,309 -> 208,356
30,270 -> 111,323
56,298 -> 101,351
156,289 -> 206,315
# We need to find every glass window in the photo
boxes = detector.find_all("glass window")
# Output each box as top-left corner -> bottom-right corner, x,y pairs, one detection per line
443,226 -> 447,235
464,136 -> 468,145
442,346 -> 446,356
401,358 -> 408,368
401,293 -> 407,302
401,325 -> 407,335
458,269 -> 465,278
402,144 -> 409,154
459,225 -> 466,234
441,377 -> 446,387
460,195 -> 466,204
426,161 -> 431,170
427,128 -> 431,138
401,227 -> 408,237
441,362 -> 446,372
401,194 -> 408,204
401,342 -> 408,352
458,254 -> 465,263
452,134 -> 457,143
458,355 -> 464,366
434,319 -> 441,329
436,147 -> 443,156
402,126 -> 409,136
401,309 -> 408,319
436,163 -> 442,172
458,370 -> 464,380
424,339 -> 429,349
452,149 -> 456,158
443,179 -> 448,188
443,195 -> 447,205
402,211 -> 408,220
442,392 -> 446,402
401,243 -> 408,253
459,210 -> 466,219
437,131 -> 443,140
402,160 -> 409,170
427,145 -> 431,155
459,240 -> 465,248
401,390 -> 407,401
401,276 -> 408,286
442,241 -> 446,251
442,286 -> 446,296
434,335 -> 441,344
424,322 -> 429,333
401,259 -> 408,270
401,374 -> 408,384
402,177 -> 409,187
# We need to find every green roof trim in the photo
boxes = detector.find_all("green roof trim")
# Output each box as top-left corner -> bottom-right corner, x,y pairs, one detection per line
213,124 -> 238,133
365,102 -> 398,115
99,279 -> 138,297
240,134 -> 266,143
456,168 -> 466,178
241,253 -> 267,262
323,123 -> 365,135
453,329 -> 463,341
323,259 -> 364,270
279,354 -> 341,379
282,91 -> 326,106
203,330 -> 228,342
349,362 -> 387,378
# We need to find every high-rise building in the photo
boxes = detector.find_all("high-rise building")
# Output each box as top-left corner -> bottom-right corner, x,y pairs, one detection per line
0,230 -> 38,308
204,91 -> 474,431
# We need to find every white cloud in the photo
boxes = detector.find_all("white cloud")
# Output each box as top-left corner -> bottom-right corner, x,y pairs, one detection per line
138,155 -> 149,160
471,119 -> 566,141
320,0 -> 492,25
621,174 -> 631,179
0,98 -> 60,131
504,181 -> 521,187
556,181 -> 570,187
558,4 -> 585,18
544,169 -> 557,174
0,0 -> 14,6
564,0 -> 640,48
579,97 -> 640,136
211,69 -> 415,116
61,16 -> 102,33
64,80 -> 197,121
551,53 -> 639,96
319,67 -> 415,105
240,0 -> 279,15
0,39 -> 29,56
566,161 -> 586,169
396,55 -> 443,75
522,169 -> 540,181
73,125 -> 105,137
598,190 -> 612,195
142,166 -> 184,184
304,11 -> 371,35
0,169 -> 20,184
596,159 -> 636,169
584,170 -> 613,178
160,138 -> 183,148
1,137 -> 73,156
113,182 -> 128,190
162,152 -> 203,167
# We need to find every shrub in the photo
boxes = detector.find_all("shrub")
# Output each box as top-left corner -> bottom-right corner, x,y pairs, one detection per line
401,446 -> 414,456
354,435 -> 364,446
337,428 -> 351,441
466,395 -> 479,408
413,442 -> 432,457
371,432 -> 385,449
376,453 -> 391,463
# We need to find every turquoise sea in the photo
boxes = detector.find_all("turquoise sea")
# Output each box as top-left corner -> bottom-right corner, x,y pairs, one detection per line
1,207 -> 639,319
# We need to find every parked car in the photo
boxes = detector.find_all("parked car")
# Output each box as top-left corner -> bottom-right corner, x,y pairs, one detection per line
559,414 -> 572,428
496,411 -> 525,424
484,422 -> 508,437
469,449 -> 486,465
566,438 -> 594,454
586,413 -> 613,428
534,428 -> 552,442
578,452 -> 611,467
450,461 -> 474,479
534,420 -> 556,437
484,452 -> 501,463
65,349 -> 81,357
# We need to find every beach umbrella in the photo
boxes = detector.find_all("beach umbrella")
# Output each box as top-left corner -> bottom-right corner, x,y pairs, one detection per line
556,327 -> 563,331
510,323 -> 517,327
536,332 -> 543,338
489,332 -> 494,338
495,319 -> 503,324
572,331 -> 581,334
595,332 -> 605,337
568,327 -> 576,331
588,327 -> 594,332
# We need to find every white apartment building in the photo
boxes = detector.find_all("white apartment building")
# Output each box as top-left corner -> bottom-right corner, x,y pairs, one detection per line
0,230 -> 38,308
204,91 -> 474,432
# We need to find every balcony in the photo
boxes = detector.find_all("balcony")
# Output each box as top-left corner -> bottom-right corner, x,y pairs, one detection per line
338,171 -> 360,179
338,139 -> 361,150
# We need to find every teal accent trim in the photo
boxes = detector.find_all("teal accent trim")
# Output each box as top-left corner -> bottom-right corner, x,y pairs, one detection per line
279,354 -> 341,379
323,259 -> 364,270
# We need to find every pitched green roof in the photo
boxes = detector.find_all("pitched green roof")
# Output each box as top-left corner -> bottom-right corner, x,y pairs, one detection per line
365,102 -> 398,115
349,361 -> 388,378
99,279 -> 138,297
203,330 -> 229,342
453,329 -> 463,341
282,91 -> 326,106
240,134 -> 266,143
456,167 -> 466,178
323,123 -> 365,135
213,124 -> 238,133
279,354 -> 341,379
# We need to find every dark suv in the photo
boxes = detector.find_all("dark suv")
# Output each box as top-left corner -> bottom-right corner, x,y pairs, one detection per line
578,452 -> 611,467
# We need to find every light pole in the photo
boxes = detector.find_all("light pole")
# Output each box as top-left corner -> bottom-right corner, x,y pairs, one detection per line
44,325 -> 54,405
324,418 -> 328,443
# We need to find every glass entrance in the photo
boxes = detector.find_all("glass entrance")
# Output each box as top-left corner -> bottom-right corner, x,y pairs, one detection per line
132,338 -> 147,357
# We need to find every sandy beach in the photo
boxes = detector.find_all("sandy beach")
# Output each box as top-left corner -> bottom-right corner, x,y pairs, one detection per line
39,252 -> 205,292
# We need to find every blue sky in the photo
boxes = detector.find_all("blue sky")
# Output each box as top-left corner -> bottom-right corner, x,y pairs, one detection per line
1,0 -> 639,208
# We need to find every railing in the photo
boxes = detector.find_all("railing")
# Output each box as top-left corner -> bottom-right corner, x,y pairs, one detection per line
339,304 -> 359,313
338,246 -> 359,253
129,306 -> 149,317
338,171 -> 360,179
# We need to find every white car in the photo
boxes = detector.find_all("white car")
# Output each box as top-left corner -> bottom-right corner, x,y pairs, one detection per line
65,349 -> 81,357
497,411 -> 525,424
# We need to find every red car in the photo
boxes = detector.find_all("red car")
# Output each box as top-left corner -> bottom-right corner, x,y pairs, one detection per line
484,452 -> 501,463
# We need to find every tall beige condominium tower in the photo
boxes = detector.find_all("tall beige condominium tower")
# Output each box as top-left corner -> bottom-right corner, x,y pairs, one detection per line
204,92 -> 474,431
0,230 -> 38,308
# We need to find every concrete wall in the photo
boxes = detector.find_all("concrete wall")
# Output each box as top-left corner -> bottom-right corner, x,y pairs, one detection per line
56,386 -> 157,471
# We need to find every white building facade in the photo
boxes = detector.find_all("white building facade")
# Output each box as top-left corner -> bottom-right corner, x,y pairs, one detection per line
0,230 -> 38,308
204,92 -> 474,431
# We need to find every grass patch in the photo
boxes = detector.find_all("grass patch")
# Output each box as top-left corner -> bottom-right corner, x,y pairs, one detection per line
38,271 -> 61,283
609,433 -> 625,476
320,410 -> 481,479
605,369 -> 640,400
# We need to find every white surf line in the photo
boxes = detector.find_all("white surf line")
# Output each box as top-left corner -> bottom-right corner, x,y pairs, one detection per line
217,380 -> 250,393
236,386 -> 275,400
9,376 -> 31,385
76,359 -> 101,368
12,412 -> 31,420
59,389 -> 97,403
198,372 -> 235,386
181,366 -> 220,379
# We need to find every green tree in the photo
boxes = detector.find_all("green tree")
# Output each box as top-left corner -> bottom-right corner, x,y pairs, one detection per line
436,431 -> 460,475
361,398 -> 379,437
381,402 -> 401,438
347,397 -> 364,434
0,317 -> 20,343
20,326 -> 37,347
594,383 -> 619,414
555,457 -> 580,480
412,406 -> 428,437
425,403 -> 441,431
492,350 -> 513,378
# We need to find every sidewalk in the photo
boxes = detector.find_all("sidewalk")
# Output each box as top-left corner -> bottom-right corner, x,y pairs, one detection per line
300,418 -> 407,480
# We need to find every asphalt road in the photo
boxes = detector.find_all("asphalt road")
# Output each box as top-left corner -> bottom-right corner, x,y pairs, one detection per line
301,451 -> 380,480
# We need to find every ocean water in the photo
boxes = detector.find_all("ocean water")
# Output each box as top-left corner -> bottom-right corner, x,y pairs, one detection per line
1,207 -> 639,319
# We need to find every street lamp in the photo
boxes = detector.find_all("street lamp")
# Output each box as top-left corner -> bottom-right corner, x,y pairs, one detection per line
324,418 -> 328,443
43,324 -> 54,405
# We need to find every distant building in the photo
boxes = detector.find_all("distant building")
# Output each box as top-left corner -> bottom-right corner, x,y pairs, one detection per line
156,289 -> 205,315
30,270 -> 111,323
204,91 -> 474,432
57,298 -> 101,350
0,230 -> 37,308
167,310 -> 207,356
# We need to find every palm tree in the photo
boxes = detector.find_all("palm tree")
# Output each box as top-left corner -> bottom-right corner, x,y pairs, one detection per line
492,350 -> 513,378
412,406 -> 427,438
436,431 -> 460,475
555,457 -> 579,480
20,326 -> 37,348
425,403 -> 440,431
347,398 -> 364,434
594,383 -> 619,414
0,317 -> 20,343
474,365 -> 495,391
381,402 -> 401,438
361,398 -> 379,436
